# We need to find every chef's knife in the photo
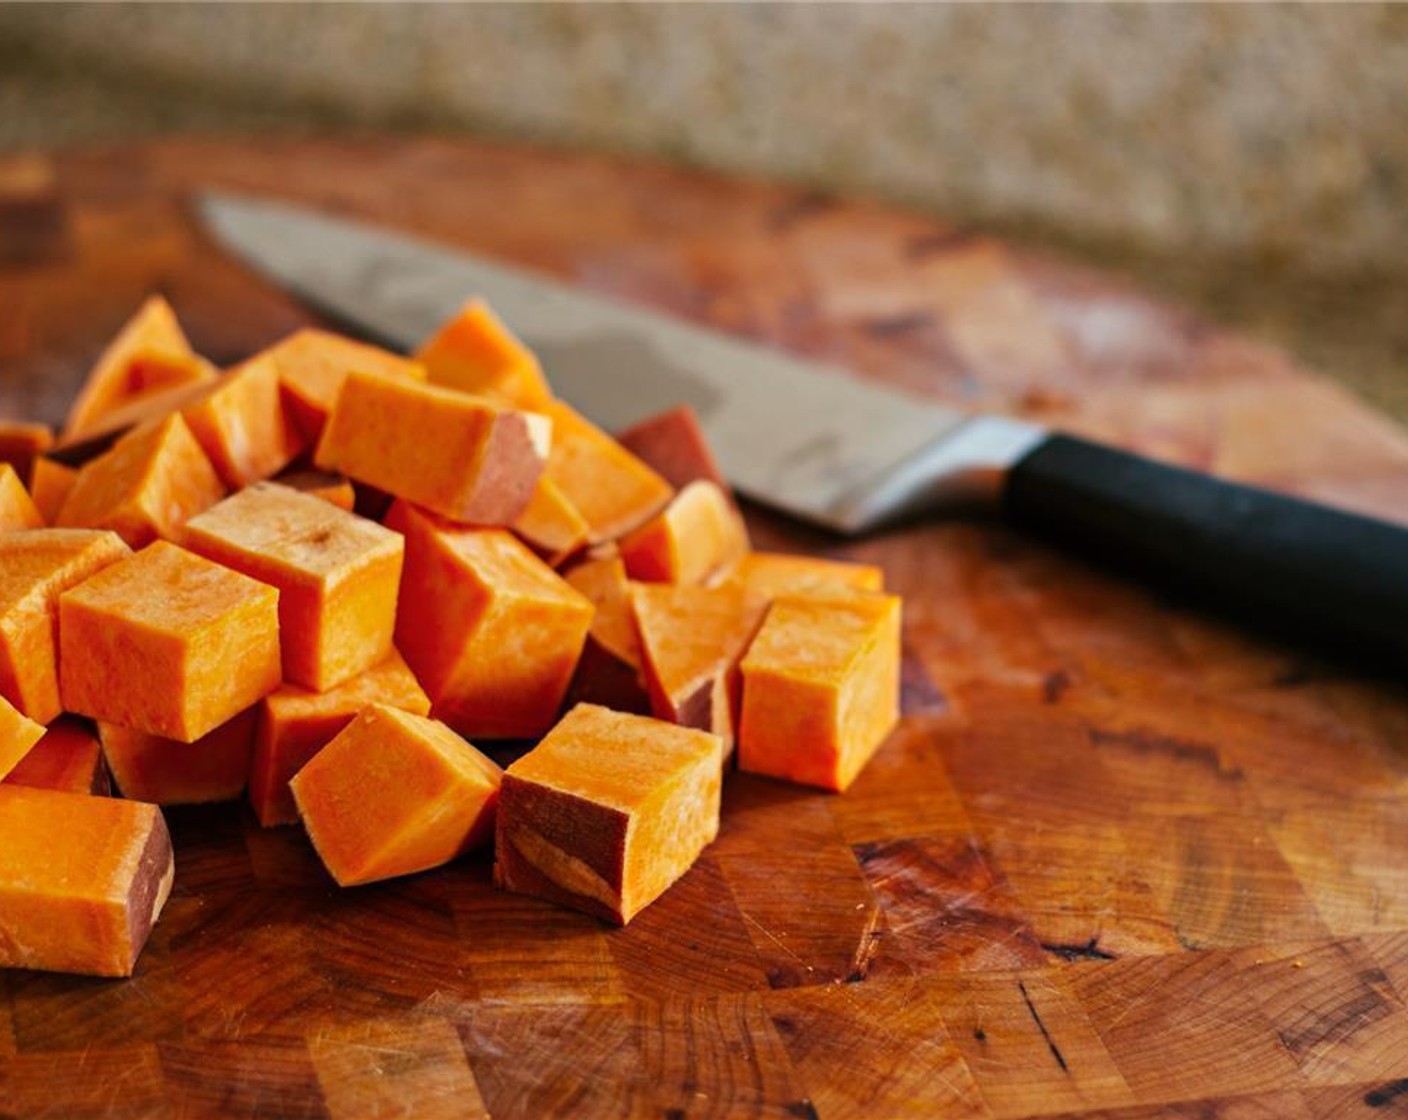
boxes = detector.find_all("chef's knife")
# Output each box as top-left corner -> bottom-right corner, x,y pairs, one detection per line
198,191 -> 1408,666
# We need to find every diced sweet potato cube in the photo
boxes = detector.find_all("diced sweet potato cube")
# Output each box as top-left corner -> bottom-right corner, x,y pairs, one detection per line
0,420 -> 53,485
56,414 -> 225,548
273,468 -> 356,511
0,786 -> 172,976
494,703 -> 722,925
291,704 -> 502,887
0,463 -> 43,530
562,550 -> 648,714
316,372 -> 549,525
52,375 -> 215,455
0,528 -> 131,723
180,356 -> 307,488
258,328 -> 427,442
28,458 -> 76,524
126,348 -> 219,396
0,693 -> 45,781
542,400 -> 672,544
728,551 -> 885,600
99,709 -> 254,805
388,503 -> 593,739
63,296 -> 196,438
512,476 -> 589,567
415,298 -> 553,409
615,405 -> 727,490
184,482 -> 403,691
3,717 -> 108,796
250,648 -> 429,827
738,593 -> 901,792
620,480 -> 749,586
59,541 -> 282,742
631,583 -> 766,756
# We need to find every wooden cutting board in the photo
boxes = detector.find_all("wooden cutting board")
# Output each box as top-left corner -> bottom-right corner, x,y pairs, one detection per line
3,138 -> 1408,1120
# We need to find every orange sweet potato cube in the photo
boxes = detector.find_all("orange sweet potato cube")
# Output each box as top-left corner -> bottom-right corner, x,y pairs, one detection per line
184,482 -> 403,691
738,593 -> 901,792
494,703 -> 722,925
291,704 -> 501,887
56,414 -> 226,548
542,400 -> 672,544
63,296 -> 197,438
620,480 -> 750,586
562,550 -> 649,714
0,462 -> 43,530
0,786 -> 172,976
0,693 -> 45,781
28,457 -> 77,524
273,468 -> 356,511
0,420 -> 53,485
316,372 -> 549,524
258,328 -> 427,442
389,503 -> 593,739
631,583 -> 767,756
0,528 -> 131,724
615,405 -> 727,491
3,718 -> 109,796
414,298 -> 553,409
250,649 -> 429,827
180,356 -> 308,488
512,476 -> 589,567
59,541 -> 282,742
99,709 -> 254,805
728,551 -> 885,599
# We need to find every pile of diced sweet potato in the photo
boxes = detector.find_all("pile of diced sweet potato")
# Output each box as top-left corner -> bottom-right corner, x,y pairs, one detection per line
0,296 -> 902,978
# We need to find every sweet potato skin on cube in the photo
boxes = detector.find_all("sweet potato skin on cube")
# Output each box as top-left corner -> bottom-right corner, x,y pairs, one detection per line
258,328 -> 426,442
389,503 -> 593,739
291,704 -> 502,887
57,414 -> 226,548
0,693 -> 45,781
316,372 -> 549,525
738,593 -> 902,792
3,717 -> 109,796
0,786 -> 173,976
0,463 -> 43,530
541,400 -> 673,544
100,709 -> 255,805
250,649 -> 429,827
0,528 -> 131,724
494,704 -> 722,925
59,541 -> 282,742
631,583 -> 767,755
415,298 -> 553,409
620,480 -> 750,586
615,405 -> 727,491
184,482 -> 404,691
62,295 -> 195,438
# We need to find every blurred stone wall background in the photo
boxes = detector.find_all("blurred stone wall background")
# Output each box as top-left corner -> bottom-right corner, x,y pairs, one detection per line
2,3 -> 1405,416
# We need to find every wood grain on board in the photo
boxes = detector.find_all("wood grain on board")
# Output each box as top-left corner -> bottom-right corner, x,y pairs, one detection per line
2,138 -> 1408,1118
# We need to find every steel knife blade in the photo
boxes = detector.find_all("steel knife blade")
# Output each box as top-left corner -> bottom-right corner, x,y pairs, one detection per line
196,191 -> 1043,534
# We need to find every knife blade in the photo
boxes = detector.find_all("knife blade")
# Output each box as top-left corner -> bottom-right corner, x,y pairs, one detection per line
197,189 -> 1408,670
196,191 -> 1044,534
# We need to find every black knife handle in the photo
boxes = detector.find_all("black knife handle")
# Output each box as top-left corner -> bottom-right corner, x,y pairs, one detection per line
1004,433 -> 1408,668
